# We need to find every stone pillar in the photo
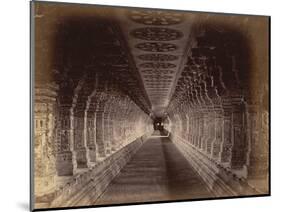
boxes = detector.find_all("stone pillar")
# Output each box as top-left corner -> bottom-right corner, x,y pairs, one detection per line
108,113 -> 115,151
73,114 -> 90,169
181,113 -> 187,139
34,84 -> 57,196
206,113 -> 215,155
201,112 -> 208,152
197,114 -> 204,149
193,115 -> 199,147
247,106 -> 269,189
56,109 -> 77,176
111,114 -> 118,150
189,114 -> 194,145
95,111 -> 106,158
115,116 -> 123,148
211,110 -> 223,161
230,101 -> 247,171
103,112 -> 111,155
219,107 -> 233,165
184,113 -> 189,140
86,113 -> 96,163
122,116 -> 128,145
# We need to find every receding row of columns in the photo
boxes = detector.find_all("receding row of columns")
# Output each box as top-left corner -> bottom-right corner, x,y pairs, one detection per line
166,21 -> 268,192
34,83 -> 152,197
167,95 -> 268,191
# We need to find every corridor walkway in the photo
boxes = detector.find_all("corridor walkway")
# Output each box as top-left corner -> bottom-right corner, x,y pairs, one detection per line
94,132 -> 214,205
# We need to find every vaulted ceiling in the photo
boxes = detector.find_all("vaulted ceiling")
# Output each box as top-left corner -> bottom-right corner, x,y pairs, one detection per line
114,9 -> 197,117
34,3 -> 266,119
35,3 -> 200,118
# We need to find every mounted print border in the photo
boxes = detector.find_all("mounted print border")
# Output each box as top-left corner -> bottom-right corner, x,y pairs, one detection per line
30,0 -> 270,211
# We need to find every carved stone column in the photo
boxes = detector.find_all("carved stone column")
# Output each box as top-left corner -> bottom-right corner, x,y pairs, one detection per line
113,116 -> 122,149
201,112 -> 209,152
103,112 -> 111,155
247,105 -> 269,190
34,84 -> 58,196
230,100 -> 248,171
193,115 -> 199,147
180,112 -> 187,139
206,112 -> 215,155
211,109 -> 224,161
95,111 -> 106,158
197,112 -> 204,149
56,109 -> 77,176
73,114 -> 90,169
108,114 -> 115,151
86,113 -> 96,163
219,106 -> 233,165
184,113 -> 190,140
188,114 -> 195,145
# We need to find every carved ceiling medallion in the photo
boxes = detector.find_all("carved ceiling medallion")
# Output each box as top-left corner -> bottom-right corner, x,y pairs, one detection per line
145,79 -> 172,82
138,54 -> 179,61
141,69 -> 175,74
136,42 -> 177,52
131,27 -> 183,41
143,75 -> 173,79
129,10 -> 184,25
139,62 -> 176,69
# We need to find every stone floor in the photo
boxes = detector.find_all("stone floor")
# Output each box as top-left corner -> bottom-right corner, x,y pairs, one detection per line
94,134 -> 214,205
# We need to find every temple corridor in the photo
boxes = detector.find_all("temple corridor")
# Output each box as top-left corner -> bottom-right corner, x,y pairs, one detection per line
95,132 -> 213,205
32,2 -> 269,210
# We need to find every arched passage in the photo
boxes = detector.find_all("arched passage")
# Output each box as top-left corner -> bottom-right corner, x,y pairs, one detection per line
33,2 -> 269,209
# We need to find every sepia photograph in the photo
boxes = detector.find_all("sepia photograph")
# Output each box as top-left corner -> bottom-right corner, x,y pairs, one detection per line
31,1 -> 270,211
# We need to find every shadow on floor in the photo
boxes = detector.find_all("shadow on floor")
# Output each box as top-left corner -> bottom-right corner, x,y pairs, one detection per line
151,130 -> 169,136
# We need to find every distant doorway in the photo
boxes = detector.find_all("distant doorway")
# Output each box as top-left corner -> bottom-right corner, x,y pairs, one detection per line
153,117 -> 164,131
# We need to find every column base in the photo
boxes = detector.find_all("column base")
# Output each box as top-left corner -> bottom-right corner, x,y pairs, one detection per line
219,143 -> 232,163
106,148 -> 112,155
211,141 -> 221,160
75,148 -> 90,169
56,151 -> 75,176
230,149 -> 247,170
87,147 -> 96,163
97,150 -> 106,158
